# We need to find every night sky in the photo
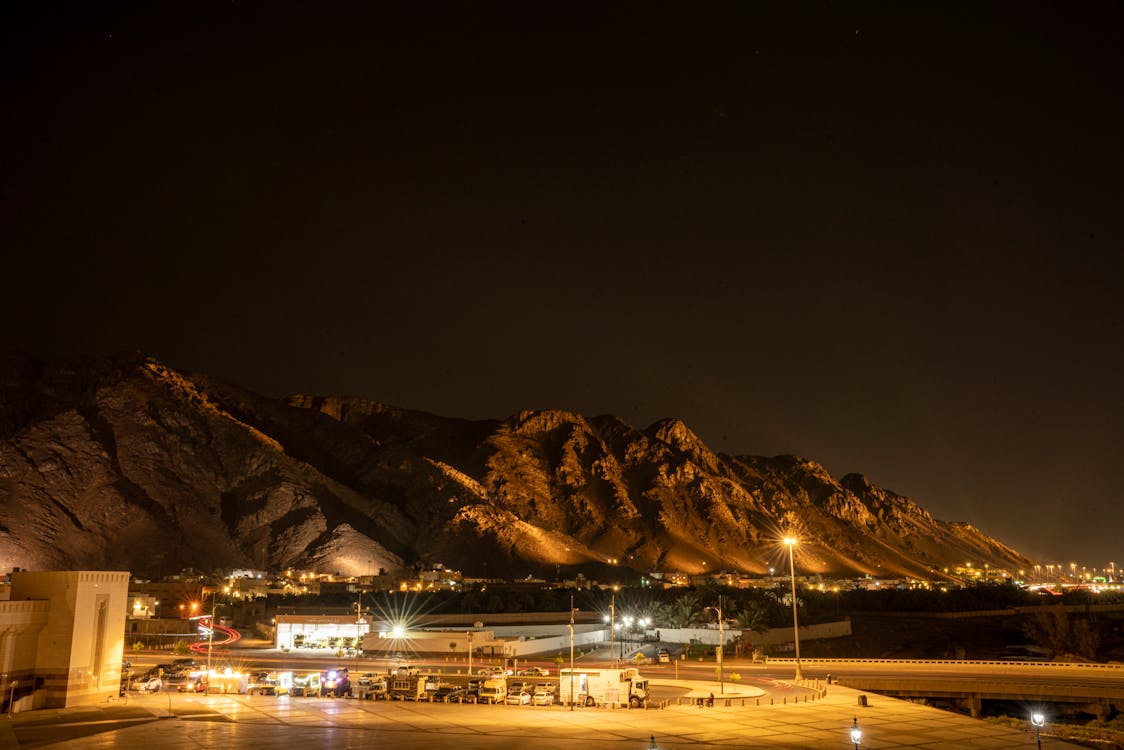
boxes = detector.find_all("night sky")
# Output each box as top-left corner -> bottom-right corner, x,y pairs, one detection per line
3,4 -> 1122,567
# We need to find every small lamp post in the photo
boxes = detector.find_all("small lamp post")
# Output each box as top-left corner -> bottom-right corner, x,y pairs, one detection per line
784,536 -> 803,680
850,717 -> 862,749
1031,712 -> 1045,750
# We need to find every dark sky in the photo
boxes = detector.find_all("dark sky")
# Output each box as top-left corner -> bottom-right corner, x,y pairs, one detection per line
3,3 -> 1122,567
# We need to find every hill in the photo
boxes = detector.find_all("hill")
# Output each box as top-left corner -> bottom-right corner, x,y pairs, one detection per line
0,353 -> 1032,578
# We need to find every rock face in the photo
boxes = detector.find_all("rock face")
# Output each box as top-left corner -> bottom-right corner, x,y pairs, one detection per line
0,353 -> 1032,579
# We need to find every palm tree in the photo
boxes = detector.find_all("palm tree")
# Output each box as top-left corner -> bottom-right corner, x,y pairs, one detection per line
658,591 -> 704,628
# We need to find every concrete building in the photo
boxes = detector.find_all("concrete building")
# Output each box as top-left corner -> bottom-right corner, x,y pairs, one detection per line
1,570 -> 129,711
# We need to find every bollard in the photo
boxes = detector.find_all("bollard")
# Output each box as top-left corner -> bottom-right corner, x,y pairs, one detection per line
858,695 -> 868,707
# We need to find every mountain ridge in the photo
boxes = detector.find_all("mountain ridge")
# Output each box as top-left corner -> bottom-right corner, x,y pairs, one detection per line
0,353 -> 1033,579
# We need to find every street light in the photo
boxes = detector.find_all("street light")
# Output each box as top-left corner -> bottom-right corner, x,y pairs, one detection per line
354,589 -> 367,670
466,630 -> 474,676
784,536 -> 803,680
1031,712 -> 1045,750
205,587 -> 218,693
705,596 -> 725,693
849,717 -> 862,749
568,596 -> 577,712
610,588 -> 617,666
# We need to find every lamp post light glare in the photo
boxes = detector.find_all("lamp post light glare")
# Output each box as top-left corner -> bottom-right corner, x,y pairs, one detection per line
784,536 -> 803,680
1031,712 -> 1045,750
850,717 -> 862,749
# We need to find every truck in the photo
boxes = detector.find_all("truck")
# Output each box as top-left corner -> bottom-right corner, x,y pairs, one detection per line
352,673 -> 388,700
477,678 -> 507,704
291,672 -> 322,697
389,674 -> 433,701
321,668 -> 350,698
558,667 -> 648,708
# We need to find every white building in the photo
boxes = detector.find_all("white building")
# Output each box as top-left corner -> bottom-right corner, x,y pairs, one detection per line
1,570 -> 129,711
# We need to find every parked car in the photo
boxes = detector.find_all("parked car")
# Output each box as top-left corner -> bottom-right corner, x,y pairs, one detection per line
464,682 -> 481,704
517,666 -> 550,676
172,658 -> 196,669
162,672 -> 189,687
133,677 -> 162,693
505,689 -> 533,705
532,685 -> 556,706
178,676 -> 208,693
432,685 -> 467,702
476,667 -> 503,677
657,649 -> 670,663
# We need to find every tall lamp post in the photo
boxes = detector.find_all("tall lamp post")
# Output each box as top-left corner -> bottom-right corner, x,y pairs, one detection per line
784,536 -> 803,680
705,596 -> 724,693
1031,712 -> 1045,750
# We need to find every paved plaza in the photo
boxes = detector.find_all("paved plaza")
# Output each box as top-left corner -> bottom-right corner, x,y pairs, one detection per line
0,683 -> 1081,750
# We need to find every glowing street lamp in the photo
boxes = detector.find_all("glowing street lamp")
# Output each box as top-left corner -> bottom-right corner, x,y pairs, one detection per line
849,717 -> 862,749
784,536 -> 803,680
1031,712 -> 1045,750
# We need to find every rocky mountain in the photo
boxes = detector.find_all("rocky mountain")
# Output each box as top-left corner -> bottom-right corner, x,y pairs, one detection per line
0,353 -> 1032,580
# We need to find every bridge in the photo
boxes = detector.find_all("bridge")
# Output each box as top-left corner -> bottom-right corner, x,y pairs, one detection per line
762,657 -> 1124,719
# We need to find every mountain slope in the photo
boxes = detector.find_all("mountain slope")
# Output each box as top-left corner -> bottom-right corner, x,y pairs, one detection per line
0,354 -> 1033,578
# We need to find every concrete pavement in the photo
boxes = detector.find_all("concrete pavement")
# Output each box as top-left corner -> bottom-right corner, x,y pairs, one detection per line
0,682 -> 1085,749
